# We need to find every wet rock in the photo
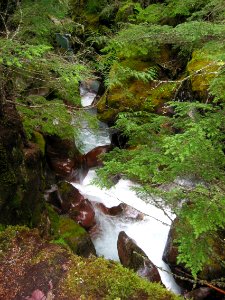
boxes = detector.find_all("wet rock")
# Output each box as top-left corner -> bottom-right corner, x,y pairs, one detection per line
84,144 -> 112,169
97,202 -> 144,220
184,287 -> 212,299
162,218 -> 179,266
162,218 -> 193,290
80,80 -> 101,94
117,231 -> 161,283
123,204 -> 144,221
96,203 -> 124,216
58,181 -> 95,229
58,216 -> 96,257
163,219 -> 225,296
45,135 -> 82,181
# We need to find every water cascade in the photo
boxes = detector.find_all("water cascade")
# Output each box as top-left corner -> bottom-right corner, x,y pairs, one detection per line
73,86 -> 181,294
76,86 -> 111,154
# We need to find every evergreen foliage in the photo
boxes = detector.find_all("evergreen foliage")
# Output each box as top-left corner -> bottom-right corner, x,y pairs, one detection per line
75,0 -> 225,279
16,96 -> 74,139
1,0 -> 225,287
0,0 -> 92,141
96,102 -> 225,277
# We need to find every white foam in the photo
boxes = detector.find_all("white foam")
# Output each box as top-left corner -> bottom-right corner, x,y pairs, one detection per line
72,171 -> 181,294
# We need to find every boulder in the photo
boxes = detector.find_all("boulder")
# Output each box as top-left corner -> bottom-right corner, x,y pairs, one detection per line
162,218 -> 193,290
117,231 -> 161,283
96,202 -> 144,220
97,57 -> 177,124
45,135 -> 82,181
187,50 -> 221,101
184,287 -> 212,300
80,80 -> 101,94
0,226 -> 179,300
162,218 -> 179,266
84,144 -> 112,169
58,216 -> 96,257
42,205 -> 96,257
96,203 -> 124,216
58,181 -> 95,229
163,218 -> 225,296
122,204 -> 144,221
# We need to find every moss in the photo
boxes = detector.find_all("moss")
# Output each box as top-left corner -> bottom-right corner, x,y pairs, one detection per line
187,50 -> 221,100
97,80 -> 176,123
46,205 -> 88,253
32,131 -> 45,155
97,57 -> 177,122
0,226 -> 180,300
120,59 -> 153,71
143,82 -> 177,109
55,216 -> 87,253
61,256 -> 181,300
0,225 -> 30,257
10,187 -> 24,210
46,204 -> 60,236
58,181 -> 73,194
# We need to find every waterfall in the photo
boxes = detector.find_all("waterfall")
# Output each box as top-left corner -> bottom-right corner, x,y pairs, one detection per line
73,85 -> 181,294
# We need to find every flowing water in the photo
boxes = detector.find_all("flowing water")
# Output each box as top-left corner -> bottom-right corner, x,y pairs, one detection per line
73,86 -> 181,294
76,87 -> 111,154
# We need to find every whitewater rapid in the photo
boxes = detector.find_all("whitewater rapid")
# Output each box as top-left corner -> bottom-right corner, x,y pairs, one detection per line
73,85 -> 181,294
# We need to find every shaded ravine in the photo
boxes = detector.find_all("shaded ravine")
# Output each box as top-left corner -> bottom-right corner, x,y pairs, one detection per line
73,87 -> 181,294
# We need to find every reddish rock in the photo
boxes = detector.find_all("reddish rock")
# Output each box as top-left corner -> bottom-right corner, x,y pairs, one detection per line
184,287 -> 212,299
69,198 -> 95,229
46,135 -> 82,181
96,203 -> 124,216
162,218 -> 193,290
96,202 -> 144,220
117,231 -> 161,283
162,218 -> 179,266
84,145 -> 112,169
123,205 -> 144,220
0,227 -> 178,300
58,182 -> 95,229
26,289 -> 46,300
163,219 -> 225,296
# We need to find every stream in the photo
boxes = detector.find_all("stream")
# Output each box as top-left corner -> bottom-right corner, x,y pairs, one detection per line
73,86 -> 181,294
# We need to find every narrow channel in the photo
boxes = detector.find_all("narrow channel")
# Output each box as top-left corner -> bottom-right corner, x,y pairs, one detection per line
73,85 -> 181,294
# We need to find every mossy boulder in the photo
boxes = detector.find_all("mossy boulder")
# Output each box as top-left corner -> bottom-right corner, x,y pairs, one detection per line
57,181 -> 96,229
45,205 -> 96,257
187,50 -> 221,101
97,79 -> 176,123
57,216 -> 96,257
97,57 -> 177,123
0,226 -> 181,300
